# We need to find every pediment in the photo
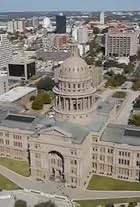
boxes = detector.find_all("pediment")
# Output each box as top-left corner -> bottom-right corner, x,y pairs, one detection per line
40,126 -> 72,138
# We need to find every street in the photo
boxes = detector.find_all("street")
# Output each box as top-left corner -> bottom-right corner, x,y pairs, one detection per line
1,165 -> 140,200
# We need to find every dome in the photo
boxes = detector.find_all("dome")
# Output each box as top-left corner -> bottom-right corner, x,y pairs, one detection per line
43,17 -> 51,29
60,56 -> 90,80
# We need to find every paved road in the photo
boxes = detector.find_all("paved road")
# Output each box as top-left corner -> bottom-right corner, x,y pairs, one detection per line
113,90 -> 140,125
1,165 -> 140,200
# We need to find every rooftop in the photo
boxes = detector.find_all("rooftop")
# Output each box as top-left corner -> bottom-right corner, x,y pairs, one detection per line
101,124 -> 140,146
9,57 -> 35,65
0,86 -> 37,103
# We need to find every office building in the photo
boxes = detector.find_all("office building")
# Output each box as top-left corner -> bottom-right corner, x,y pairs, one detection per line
105,30 -> 138,57
0,86 -> 37,104
54,34 -> 69,49
56,13 -> 66,34
32,16 -> 39,28
8,58 -> 36,81
100,12 -> 105,24
0,34 -> 13,70
7,19 -> 25,33
0,73 -> 9,95
77,26 -> 88,44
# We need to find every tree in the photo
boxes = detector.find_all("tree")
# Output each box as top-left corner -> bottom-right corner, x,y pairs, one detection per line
30,95 -> 35,101
101,27 -> 109,34
137,50 -> 140,61
14,200 -> 27,207
105,203 -> 114,207
128,202 -> 137,207
129,114 -> 140,126
37,77 -> 55,91
32,96 -> 44,110
133,99 -> 140,109
93,27 -> 100,34
130,55 -> 137,63
42,94 -> 52,104
105,74 -> 126,87
112,91 -> 126,98
124,63 -> 134,74
84,56 -> 95,65
34,201 -> 56,207
132,78 -> 140,91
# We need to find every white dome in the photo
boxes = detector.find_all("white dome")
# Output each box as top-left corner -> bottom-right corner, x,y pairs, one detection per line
60,56 -> 90,80
43,17 -> 51,29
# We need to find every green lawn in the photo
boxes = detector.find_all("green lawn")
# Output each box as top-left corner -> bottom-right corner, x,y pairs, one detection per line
0,173 -> 20,190
0,158 -> 30,177
88,175 -> 140,191
77,198 -> 140,207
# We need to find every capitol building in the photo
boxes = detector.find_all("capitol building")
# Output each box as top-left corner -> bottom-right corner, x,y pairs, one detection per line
0,53 -> 139,188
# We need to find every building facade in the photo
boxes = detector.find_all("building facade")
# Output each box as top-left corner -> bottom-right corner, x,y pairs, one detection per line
8,58 -> 36,81
0,34 -> 13,70
7,19 -> 25,33
105,30 -> 138,57
0,54 -> 139,189
56,14 -> 66,34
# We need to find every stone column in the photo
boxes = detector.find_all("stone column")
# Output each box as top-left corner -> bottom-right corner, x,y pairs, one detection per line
58,96 -> 61,110
70,98 -> 73,111
77,98 -> 78,111
88,97 -> 90,109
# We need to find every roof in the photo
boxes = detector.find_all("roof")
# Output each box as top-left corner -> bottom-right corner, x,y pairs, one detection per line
60,56 -> 90,80
0,194 -> 15,207
101,124 -> 140,146
9,58 -> 35,65
0,87 -> 37,103
0,101 -> 113,143
36,50 -> 71,62
56,121 -> 90,144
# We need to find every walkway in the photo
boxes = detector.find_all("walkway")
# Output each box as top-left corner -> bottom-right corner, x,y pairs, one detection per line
1,165 -> 140,200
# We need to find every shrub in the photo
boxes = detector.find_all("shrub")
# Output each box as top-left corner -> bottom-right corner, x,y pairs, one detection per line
37,77 -> 55,91
42,94 -> 51,104
30,96 -> 35,101
34,201 -> 55,207
14,200 -> 27,207
32,97 -> 44,110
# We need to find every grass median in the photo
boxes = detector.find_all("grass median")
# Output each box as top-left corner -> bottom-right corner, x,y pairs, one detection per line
0,158 -> 30,177
0,173 -> 20,190
88,175 -> 140,191
77,198 -> 140,207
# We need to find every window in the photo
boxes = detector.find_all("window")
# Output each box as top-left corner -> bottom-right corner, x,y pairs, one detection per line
71,160 -> 77,165
71,168 -> 77,175
5,140 -> 9,145
14,142 -> 22,148
13,134 -> 22,140
5,133 -> 9,138
35,153 -> 41,159
34,144 -> 40,149
0,139 -> 4,144
0,132 -> 3,136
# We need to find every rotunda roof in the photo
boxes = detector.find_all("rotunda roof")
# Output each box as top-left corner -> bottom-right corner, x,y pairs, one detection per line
60,56 -> 90,79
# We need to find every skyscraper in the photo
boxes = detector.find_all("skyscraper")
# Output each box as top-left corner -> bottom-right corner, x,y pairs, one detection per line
56,13 -> 66,34
0,34 -> 13,70
100,11 -> 105,24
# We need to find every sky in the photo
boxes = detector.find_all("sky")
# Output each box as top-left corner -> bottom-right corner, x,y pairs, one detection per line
1,0 -> 140,12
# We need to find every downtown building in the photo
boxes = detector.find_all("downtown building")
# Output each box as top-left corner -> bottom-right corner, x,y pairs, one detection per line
0,54 -> 139,188
7,19 -> 25,33
0,34 -> 13,70
105,29 -> 138,57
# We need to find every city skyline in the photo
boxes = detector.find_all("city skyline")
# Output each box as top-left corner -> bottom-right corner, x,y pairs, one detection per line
1,0 -> 140,12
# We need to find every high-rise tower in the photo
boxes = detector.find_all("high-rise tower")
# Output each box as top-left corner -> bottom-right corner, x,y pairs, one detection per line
56,13 -> 66,34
